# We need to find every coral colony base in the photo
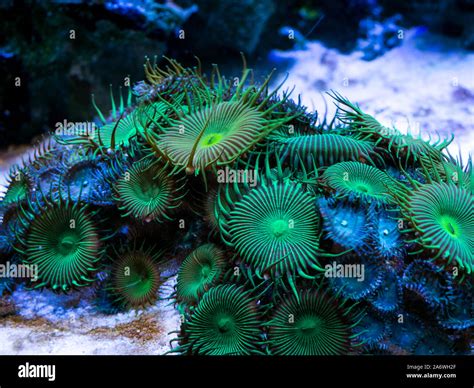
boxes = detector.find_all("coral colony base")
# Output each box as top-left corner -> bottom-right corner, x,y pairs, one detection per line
0,57 -> 472,356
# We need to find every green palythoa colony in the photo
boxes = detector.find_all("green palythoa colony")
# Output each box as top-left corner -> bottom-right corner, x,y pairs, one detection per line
0,57 -> 472,355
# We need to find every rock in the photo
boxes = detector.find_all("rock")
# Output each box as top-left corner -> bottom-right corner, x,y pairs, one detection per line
0,0 -> 193,144
357,15 -> 403,60
0,295 -> 16,317
180,0 -> 275,55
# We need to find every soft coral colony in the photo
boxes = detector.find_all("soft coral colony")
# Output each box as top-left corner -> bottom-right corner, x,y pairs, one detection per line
0,56 -> 472,355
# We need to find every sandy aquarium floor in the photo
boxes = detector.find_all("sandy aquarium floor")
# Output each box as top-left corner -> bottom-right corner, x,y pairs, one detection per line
0,265 -> 180,355
0,28 -> 472,354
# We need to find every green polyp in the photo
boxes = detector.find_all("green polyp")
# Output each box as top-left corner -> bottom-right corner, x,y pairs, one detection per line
115,159 -> 183,222
176,244 -> 226,304
271,219 -> 289,238
109,247 -> 162,310
134,169 -> 162,202
355,184 -> 369,193
201,132 -> 224,147
19,197 -> 101,291
217,315 -> 234,333
226,181 -> 320,277
175,284 -> 263,355
135,178 -> 162,202
323,162 -> 394,204
405,182 -> 472,274
297,316 -> 322,335
446,223 -> 456,236
3,179 -> 28,204
439,215 -> 460,237
10,183 -> 27,199
129,274 -> 152,297
57,233 -> 78,255
152,77 -> 292,174
200,264 -> 211,278
267,289 -> 358,355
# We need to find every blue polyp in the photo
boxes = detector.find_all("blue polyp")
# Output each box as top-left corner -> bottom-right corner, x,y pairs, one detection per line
35,167 -> 62,195
354,312 -> 389,347
369,267 -> 402,312
62,161 -> 113,205
413,333 -> 453,355
328,254 -> 383,300
365,204 -> 405,261
0,252 -> 18,295
402,260 -> 453,311
319,197 -> 369,252
388,313 -> 424,352
386,165 -> 426,186
438,281 -> 474,330
0,213 -> 12,255
0,204 -> 20,246
375,214 -> 404,259
0,277 -> 14,295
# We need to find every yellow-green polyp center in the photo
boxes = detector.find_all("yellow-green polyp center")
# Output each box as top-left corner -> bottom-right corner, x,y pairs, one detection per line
439,215 -> 460,237
355,183 -> 370,193
201,133 -> 223,147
